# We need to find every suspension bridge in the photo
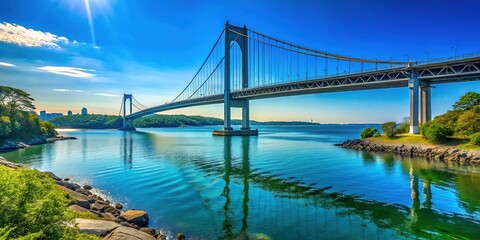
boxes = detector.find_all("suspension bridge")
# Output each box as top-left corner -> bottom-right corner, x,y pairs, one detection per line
119,21 -> 480,135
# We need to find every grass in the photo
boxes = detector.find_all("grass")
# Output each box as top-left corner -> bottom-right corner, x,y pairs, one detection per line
367,134 -> 480,150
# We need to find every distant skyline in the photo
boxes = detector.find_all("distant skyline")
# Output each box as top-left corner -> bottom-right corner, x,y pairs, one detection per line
0,0 -> 479,123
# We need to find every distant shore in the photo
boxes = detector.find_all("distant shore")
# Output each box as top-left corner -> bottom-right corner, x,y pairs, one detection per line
339,138 -> 480,164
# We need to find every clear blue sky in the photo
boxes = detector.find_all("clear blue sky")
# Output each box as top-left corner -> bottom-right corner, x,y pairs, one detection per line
0,0 -> 479,123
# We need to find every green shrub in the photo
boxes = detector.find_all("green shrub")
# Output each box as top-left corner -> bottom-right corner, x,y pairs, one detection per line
381,122 -> 397,138
0,166 -> 78,239
469,133 -> 480,146
422,122 -> 451,143
397,122 -> 410,134
360,128 -> 379,139
41,121 -> 57,138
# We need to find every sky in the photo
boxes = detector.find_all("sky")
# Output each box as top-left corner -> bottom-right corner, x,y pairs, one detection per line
0,0 -> 479,123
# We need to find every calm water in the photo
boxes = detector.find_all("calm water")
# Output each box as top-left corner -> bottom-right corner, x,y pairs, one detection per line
2,125 -> 480,239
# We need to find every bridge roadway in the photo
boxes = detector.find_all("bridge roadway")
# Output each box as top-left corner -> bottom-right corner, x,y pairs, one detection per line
126,55 -> 480,121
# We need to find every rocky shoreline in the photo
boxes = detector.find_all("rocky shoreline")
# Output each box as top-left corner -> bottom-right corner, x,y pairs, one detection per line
0,135 -> 77,152
0,157 -> 176,240
339,139 -> 480,164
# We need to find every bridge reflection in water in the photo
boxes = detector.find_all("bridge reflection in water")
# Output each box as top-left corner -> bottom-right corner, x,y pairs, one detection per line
120,132 -> 480,239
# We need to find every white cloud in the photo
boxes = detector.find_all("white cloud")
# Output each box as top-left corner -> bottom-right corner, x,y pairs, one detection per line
53,89 -> 82,92
0,62 -> 15,67
94,93 -> 119,97
0,22 -> 73,48
37,66 -> 95,78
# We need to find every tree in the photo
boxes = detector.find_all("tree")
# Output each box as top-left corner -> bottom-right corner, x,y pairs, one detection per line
0,86 -> 35,132
453,91 -> 480,111
0,116 -> 11,137
455,106 -> 480,136
381,122 -> 397,138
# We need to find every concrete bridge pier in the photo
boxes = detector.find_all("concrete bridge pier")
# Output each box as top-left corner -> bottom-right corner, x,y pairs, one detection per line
420,84 -> 432,124
409,70 -> 420,134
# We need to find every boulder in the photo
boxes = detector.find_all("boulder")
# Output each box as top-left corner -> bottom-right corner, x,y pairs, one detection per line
68,204 -> 89,213
140,228 -> 156,236
121,210 -> 149,227
75,218 -> 120,236
0,158 -> 21,169
58,181 -> 81,191
58,186 -> 91,209
103,226 -> 156,240
44,171 -> 62,181
115,203 -> 123,210
84,185 -> 93,190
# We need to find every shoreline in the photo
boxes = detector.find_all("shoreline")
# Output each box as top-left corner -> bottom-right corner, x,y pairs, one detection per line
0,135 -> 77,153
339,138 -> 480,164
0,156 -> 173,240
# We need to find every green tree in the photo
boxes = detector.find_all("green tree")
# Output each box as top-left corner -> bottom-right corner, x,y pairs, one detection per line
453,91 -> 480,111
381,122 -> 397,138
0,86 -> 35,133
455,106 -> 480,136
0,116 -> 11,137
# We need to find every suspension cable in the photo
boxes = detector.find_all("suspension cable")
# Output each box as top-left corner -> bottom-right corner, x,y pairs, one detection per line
229,28 -> 409,65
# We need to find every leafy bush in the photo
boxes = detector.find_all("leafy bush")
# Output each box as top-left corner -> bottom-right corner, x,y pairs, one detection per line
469,133 -> 480,146
397,122 -> 410,134
360,128 -> 379,139
41,121 -> 57,138
422,122 -> 451,143
0,166 -> 78,239
381,122 -> 397,138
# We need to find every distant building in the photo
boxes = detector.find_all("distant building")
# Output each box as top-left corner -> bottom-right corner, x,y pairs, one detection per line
68,110 -> 72,116
39,110 -> 63,121
81,107 -> 88,115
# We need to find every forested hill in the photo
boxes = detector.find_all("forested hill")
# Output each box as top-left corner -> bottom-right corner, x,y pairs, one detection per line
49,114 -> 319,129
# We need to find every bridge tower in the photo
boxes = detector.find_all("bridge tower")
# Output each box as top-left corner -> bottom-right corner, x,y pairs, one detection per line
121,94 -> 135,130
213,21 -> 258,136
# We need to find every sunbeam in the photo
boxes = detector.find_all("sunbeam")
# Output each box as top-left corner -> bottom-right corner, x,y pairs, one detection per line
84,0 -> 96,47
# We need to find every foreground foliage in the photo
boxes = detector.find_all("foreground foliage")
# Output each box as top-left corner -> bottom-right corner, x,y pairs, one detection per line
0,166 -> 79,239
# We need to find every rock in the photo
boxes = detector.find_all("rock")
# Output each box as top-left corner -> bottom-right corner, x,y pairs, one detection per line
0,158 -> 21,169
121,210 -> 149,228
157,235 -> 167,240
102,212 -> 117,221
16,142 -> 30,148
103,226 -> 156,240
119,221 -> 140,229
75,218 -> 121,236
140,228 -> 156,236
91,203 -> 109,212
58,186 -> 91,209
84,185 -> 93,190
58,181 -> 81,191
68,204 -> 89,213
176,233 -> 185,240
64,178 -> 70,181
76,188 -> 92,196
115,203 -> 123,210
44,171 -> 62,181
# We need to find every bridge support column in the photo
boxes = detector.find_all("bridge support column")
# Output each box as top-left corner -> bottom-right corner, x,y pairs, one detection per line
241,100 -> 250,130
409,70 -> 419,134
214,22 -> 257,136
420,84 -> 431,124
120,94 -> 135,131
